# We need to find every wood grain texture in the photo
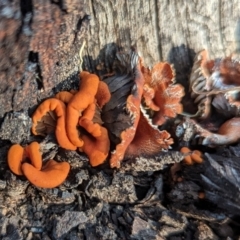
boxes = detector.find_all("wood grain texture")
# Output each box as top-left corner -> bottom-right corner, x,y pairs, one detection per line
0,0 -> 88,117
83,0 -> 240,70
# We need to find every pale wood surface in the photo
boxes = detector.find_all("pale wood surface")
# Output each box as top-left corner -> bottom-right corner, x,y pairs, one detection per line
83,0 -> 240,70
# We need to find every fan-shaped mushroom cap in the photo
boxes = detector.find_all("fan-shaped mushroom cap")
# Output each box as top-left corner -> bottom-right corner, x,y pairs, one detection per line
125,111 -> 173,158
142,62 -> 184,126
109,60 -> 145,168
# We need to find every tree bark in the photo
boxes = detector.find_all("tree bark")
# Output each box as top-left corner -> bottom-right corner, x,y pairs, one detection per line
1,0 -> 240,122
83,0 -> 240,82
0,0 -> 88,118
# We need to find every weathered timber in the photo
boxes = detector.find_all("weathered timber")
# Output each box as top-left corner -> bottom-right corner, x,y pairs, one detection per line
83,0 -> 240,82
0,0 -> 88,117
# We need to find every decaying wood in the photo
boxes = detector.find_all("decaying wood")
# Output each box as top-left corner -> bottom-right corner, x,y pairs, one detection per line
1,1 -> 240,239
0,0 -> 88,117
1,0 -> 240,118
83,0 -> 240,82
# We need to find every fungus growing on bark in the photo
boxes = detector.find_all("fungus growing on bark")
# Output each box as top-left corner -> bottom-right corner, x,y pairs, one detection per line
189,50 -> 240,119
22,159 -> 70,188
197,117 -> 240,146
32,98 -> 76,150
8,142 -> 43,175
8,142 -> 70,188
100,50 -> 177,168
8,144 -> 25,175
180,147 -> 203,165
24,141 -> 42,170
106,52 -> 145,168
55,91 -> 74,104
95,81 -> 111,108
66,71 -> 100,147
79,119 -> 110,167
125,110 -> 173,158
142,62 -> 184,125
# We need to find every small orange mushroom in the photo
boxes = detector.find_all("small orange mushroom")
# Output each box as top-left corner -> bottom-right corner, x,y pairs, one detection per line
7,144 -> 25,175
22,159 -> 70,188
180,147 -> 193,165
7,142 -> 43,175
24,141 -> 42,170
198,191 -> 205,199
66,71 -> 100,147
78,118 -> 110,167
32,98 -> 76,150
55,91 -> 74,104
180,147 -> 203,165
191,150 -> 203,164
95,81 -> 111,108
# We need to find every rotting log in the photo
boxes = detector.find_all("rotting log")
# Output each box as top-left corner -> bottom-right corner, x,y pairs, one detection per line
82,0 -> 240,85
0,0 -> 88,118
1,0 -> 240,119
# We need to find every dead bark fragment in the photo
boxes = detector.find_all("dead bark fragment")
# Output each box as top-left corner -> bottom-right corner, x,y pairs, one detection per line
53,211 -> 88,239
0,0 -> 89,117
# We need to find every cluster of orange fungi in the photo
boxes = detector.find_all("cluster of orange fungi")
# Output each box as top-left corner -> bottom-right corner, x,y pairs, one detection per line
8,142 -> 70,188
180,147 -> 203,165
7,52 -> 185,188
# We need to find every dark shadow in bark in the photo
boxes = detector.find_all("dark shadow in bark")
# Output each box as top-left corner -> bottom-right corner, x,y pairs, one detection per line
167,44 -> 196,115
82,42 -> 119,75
